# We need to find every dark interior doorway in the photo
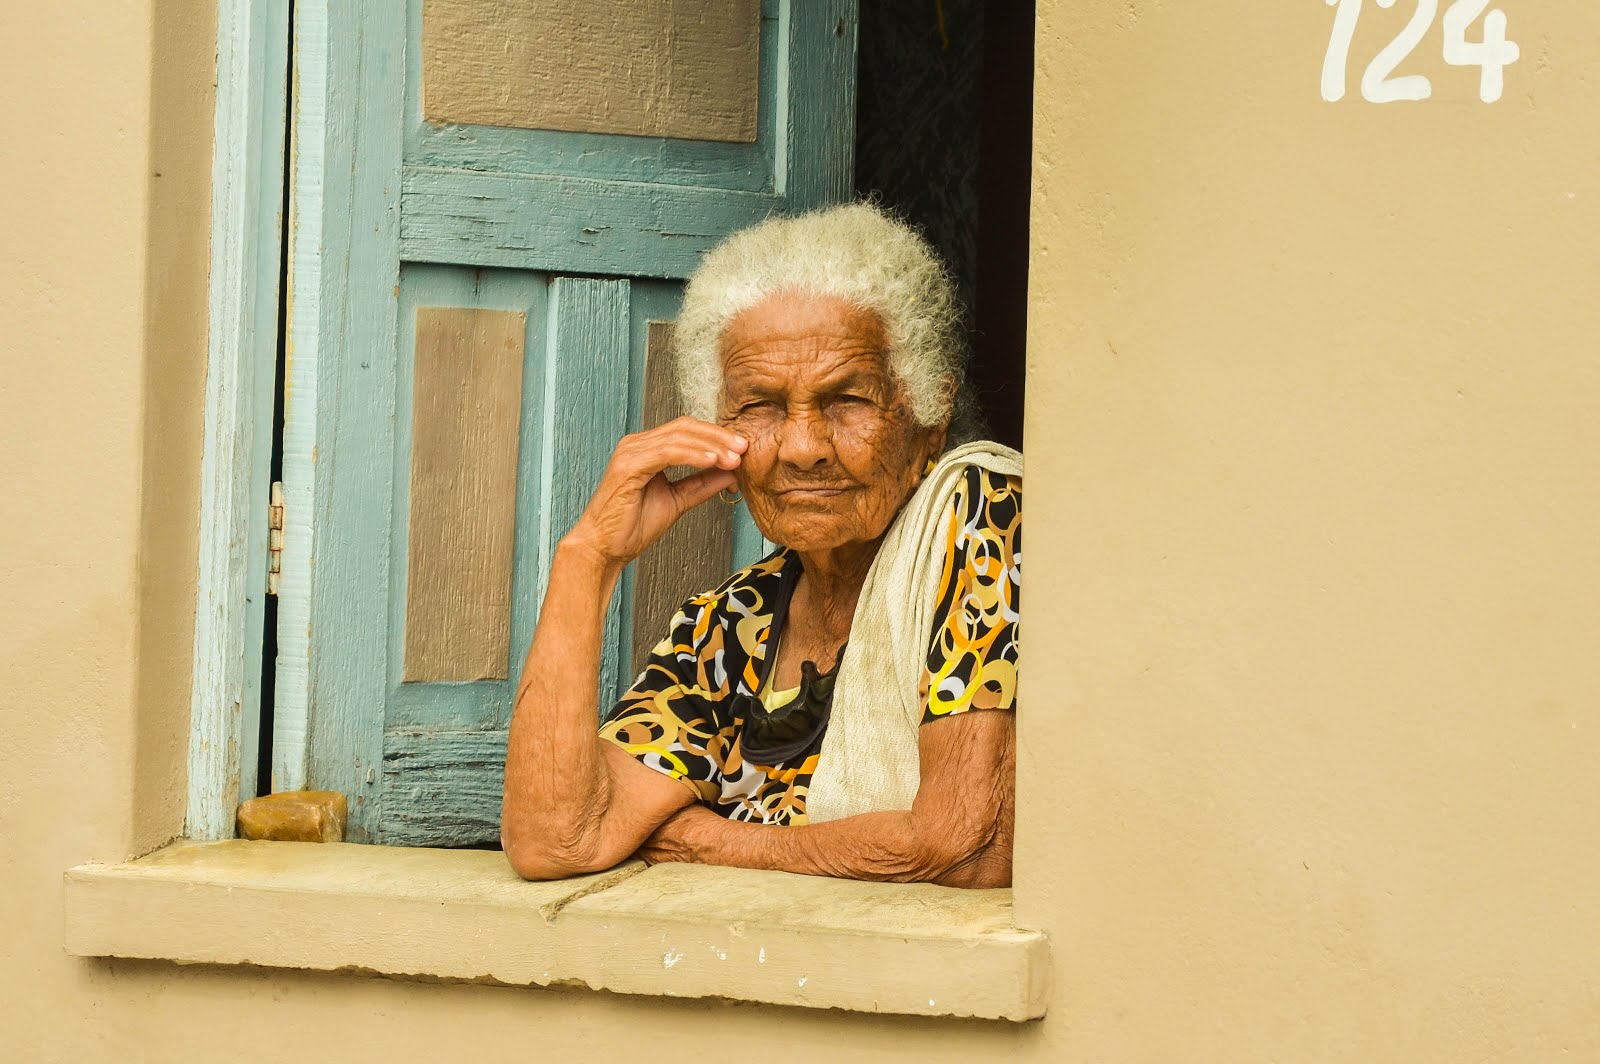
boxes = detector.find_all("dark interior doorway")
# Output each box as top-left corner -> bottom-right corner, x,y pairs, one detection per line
854,0 -> 1034,450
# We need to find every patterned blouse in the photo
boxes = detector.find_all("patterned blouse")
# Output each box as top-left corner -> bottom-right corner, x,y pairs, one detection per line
599,464 -> 1021,825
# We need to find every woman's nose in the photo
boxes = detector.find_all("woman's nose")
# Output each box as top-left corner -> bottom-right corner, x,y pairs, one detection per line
775,411 -> 834,470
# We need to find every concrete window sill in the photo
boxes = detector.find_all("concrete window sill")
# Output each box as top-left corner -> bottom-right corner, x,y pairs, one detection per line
64,840 -> 1048,1021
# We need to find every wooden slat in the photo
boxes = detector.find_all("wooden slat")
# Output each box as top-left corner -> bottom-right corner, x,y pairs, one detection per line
421,0 -> 761,143
399,166 -> 783,279
284,0 -> 408,837
782,1 -> 858,209
380,729 -> 507,845
542,278 -> 633,701
403,307 -> 526,683
630,322 -> 735,674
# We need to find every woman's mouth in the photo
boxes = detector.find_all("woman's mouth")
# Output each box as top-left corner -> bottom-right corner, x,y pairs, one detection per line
779,486 -> 854,500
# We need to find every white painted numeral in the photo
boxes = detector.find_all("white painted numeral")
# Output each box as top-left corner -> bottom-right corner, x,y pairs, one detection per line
1321,0 -> 1365,102
1321,0 -> 1518,104
1362,0 -> 1437,102
1443,0 -> 1521,102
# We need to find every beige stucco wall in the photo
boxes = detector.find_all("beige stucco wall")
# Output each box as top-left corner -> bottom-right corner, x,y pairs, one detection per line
1021,0 -> 1600,1057
2,1 -> 1596,1060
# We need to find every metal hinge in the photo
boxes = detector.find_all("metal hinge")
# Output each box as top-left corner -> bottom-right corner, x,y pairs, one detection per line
267,481 -> 285,596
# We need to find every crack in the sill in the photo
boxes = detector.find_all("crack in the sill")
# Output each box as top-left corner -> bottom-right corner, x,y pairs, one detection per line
540,862 -> 650,921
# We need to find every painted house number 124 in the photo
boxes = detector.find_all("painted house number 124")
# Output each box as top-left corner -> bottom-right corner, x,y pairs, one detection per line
1321,0 -> 1520,103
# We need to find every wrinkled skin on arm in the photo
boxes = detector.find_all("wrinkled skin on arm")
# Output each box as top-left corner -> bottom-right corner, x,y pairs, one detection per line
638,708 -> 1016,888
500,417 -> 746,880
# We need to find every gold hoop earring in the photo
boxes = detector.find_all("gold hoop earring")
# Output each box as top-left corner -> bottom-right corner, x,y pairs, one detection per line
718,488 -> 742,506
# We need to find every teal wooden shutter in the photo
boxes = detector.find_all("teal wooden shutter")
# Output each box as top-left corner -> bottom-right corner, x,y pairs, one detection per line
274,0 -> 858,845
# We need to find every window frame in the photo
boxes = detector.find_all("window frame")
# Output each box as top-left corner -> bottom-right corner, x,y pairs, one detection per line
186,0 -> 291,840
169,0 -> 1046,1021
185,0 -> 1037,878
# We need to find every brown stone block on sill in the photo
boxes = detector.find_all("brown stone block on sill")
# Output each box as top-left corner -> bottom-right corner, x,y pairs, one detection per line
236,790 -> 348,843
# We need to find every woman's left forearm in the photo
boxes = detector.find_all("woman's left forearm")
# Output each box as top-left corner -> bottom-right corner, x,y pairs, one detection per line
644,711 -> 1016,887
654,804 -> 1008,887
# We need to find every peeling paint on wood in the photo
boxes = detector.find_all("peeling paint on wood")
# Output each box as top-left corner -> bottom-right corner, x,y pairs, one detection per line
381,729 -> 508,845
400,167 -> 782,279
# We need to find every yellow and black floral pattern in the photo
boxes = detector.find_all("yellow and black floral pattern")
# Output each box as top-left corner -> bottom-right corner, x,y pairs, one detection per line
921,465 -> 1022,718
600,465 -> 1021,825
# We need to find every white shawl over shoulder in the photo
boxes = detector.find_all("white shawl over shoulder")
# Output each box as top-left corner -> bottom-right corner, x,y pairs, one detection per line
804,441 -> 1023,823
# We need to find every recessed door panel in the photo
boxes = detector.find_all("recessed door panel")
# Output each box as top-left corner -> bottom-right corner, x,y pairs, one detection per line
421,0 -> 762,142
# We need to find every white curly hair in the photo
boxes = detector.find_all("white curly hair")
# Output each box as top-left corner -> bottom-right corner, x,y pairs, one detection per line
673,202 -> 973,434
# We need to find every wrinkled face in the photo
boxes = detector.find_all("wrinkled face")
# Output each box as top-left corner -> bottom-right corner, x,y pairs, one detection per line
717,291 -> 946,553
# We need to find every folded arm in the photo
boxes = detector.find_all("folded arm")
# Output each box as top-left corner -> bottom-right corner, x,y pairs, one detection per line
501,419 -> 745,881
500,541 -> 700,879
638,708 -> 1016,888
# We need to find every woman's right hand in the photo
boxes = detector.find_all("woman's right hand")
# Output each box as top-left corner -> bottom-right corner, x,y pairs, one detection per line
563,417 -> 747,570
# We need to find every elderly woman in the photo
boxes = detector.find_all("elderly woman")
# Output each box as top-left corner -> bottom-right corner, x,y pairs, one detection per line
502,203 -> 1021,888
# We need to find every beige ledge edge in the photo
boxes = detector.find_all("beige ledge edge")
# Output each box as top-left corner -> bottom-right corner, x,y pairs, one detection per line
64,839 -> 1049,1021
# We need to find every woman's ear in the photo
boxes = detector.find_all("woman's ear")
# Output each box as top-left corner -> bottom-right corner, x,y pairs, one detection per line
917,417 -> 950,481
